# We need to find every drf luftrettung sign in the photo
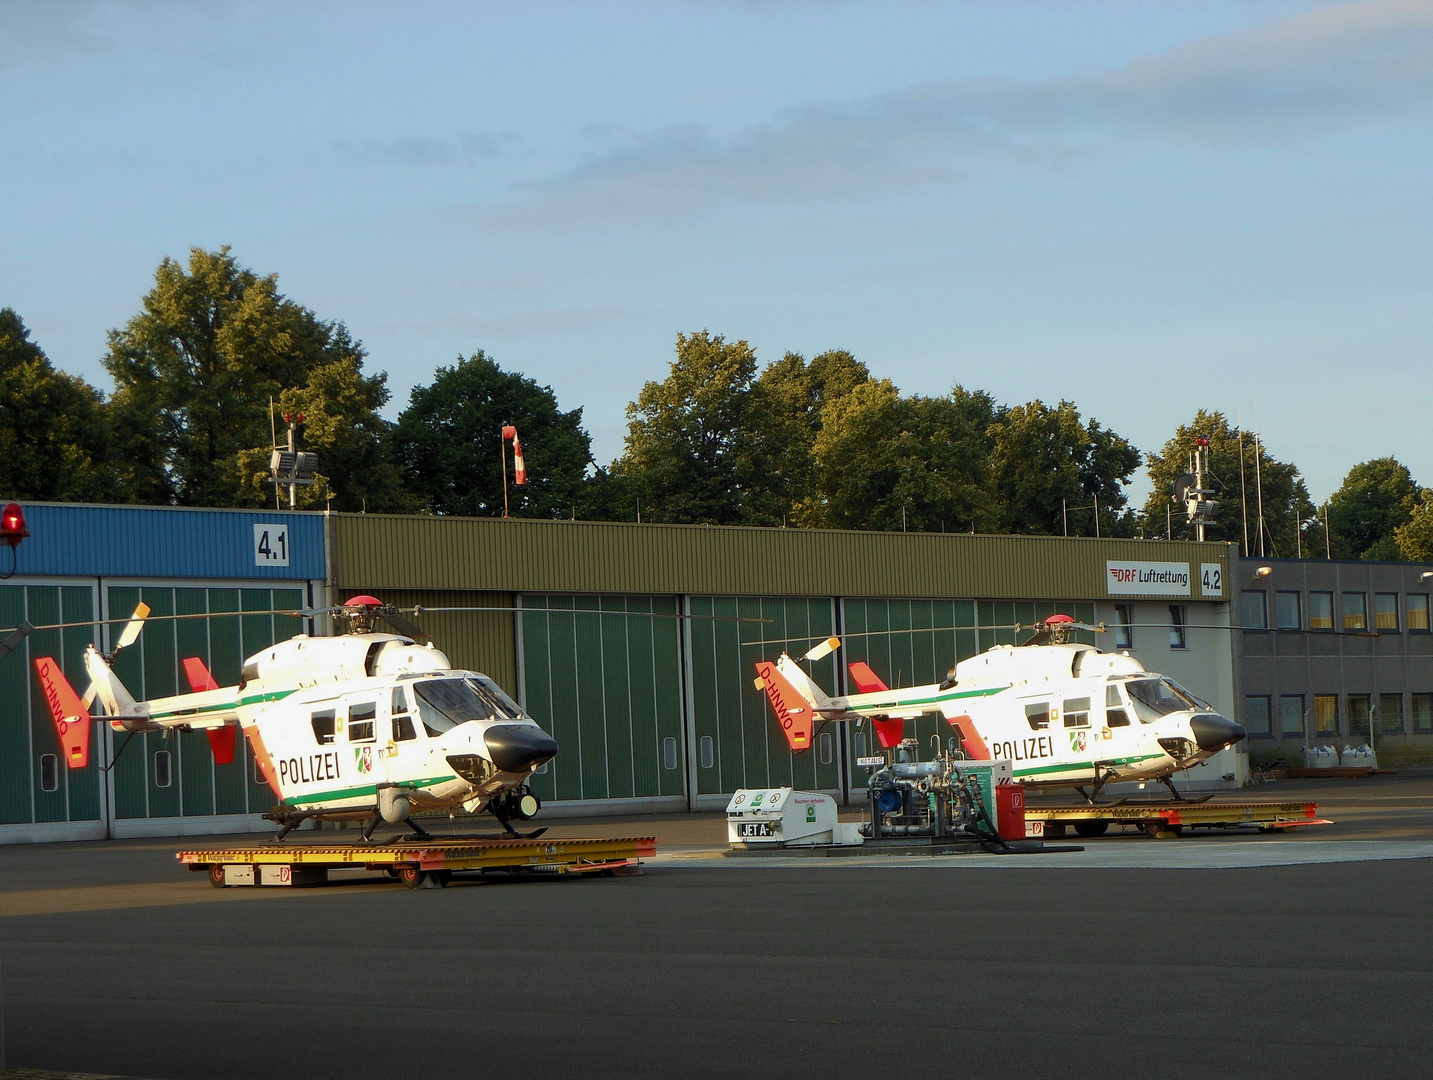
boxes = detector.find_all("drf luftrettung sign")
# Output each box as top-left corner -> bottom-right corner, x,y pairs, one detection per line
1105,561 -> 1190,596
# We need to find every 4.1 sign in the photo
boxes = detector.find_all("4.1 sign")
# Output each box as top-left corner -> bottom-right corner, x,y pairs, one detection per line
253,524 -> 290,567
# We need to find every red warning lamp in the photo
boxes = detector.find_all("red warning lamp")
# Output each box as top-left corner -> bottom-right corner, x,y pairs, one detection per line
1,503 -> 28,549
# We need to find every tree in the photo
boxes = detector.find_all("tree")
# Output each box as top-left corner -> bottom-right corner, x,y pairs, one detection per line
987,399 -> 1141,536
1394,492 -> 1433,562
616,331 -> 779,525
1326,458 -> 1421,561
0,308 -> 117,502
104,247 -> 403,510
795,382 -> 999,532
394,351 -> 593,518
1141,410 -> 1314,556
749,349 -> 871,506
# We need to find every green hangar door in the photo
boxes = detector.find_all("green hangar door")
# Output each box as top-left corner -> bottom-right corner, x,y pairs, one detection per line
687,597 -> 843,803
107,586 -> 305,821
0,584 -> 101,828
517,596 -> 687,806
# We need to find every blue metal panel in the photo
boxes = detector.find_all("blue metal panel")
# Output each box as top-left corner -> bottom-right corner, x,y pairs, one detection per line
9,504 -> 324,581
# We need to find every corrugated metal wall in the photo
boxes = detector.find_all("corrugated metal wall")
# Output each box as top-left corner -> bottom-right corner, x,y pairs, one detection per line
330,515 -> 1229,601
16,503 -> 324,580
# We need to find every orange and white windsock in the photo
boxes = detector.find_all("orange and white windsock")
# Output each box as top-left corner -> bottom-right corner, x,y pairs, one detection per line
502,425 -> 528,485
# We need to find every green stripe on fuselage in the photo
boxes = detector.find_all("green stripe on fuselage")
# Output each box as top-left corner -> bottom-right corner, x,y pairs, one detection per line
855,684 -> 1009,712
149,687 -> 297,720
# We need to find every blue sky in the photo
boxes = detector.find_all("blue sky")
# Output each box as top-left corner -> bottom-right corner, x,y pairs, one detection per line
4,1 -> 1432,504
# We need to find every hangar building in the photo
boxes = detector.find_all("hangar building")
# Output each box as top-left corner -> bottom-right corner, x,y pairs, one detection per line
2,503 -> 1238,842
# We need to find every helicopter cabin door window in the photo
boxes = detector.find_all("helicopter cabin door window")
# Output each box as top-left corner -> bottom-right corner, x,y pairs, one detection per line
1025,702 -> 1051,730
311,709 -> 337,745
1063,697 -> 1091,728
1105,684 -> 1130,727
348,702 -> 377,743
390,687 -> 417,742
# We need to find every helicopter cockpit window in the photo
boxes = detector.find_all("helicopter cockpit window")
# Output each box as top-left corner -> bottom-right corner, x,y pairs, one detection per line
392,714 -> 417,742
1063,697 -> 1091,728
391,686 -> 409,716
470,676 -> 522,719
348,702 -> 377,743
311,709 -> 336,745
414,678 -> 496,737
1125,678 -> 1201,723
1025,702 -> 1051,730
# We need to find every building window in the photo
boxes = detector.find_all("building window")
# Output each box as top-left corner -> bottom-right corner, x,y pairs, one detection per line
1413,694 -> 1433,733
1348,694 -> 1371,737
1378,694 -> 1404,735
1279,695 -> 1305,737
40,754 -> 59,793
1275,592 -> 1302,630
1245,696 -> 1271,736
699,735 -> 714,770
853,731 -> 868,760
1375,593 -> 1399,632
1168,605 -> 1186,649
1313,695 -> 1339,736
1409,594 -> 1430,632
1342,593 -> 1367,632
819,730 -> 834,765
155,750 -> 173,789
1309,592 -> 1334,630
1241,591 -> 1268,630
1113,604 -> 1134,649
663,736 -> 679,770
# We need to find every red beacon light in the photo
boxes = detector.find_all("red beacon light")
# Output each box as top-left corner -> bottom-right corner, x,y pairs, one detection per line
1,503 -> 29,548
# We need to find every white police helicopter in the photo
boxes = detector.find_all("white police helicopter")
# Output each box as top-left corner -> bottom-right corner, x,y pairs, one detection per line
28,595 -> 558,841
755,614 -> 1246,802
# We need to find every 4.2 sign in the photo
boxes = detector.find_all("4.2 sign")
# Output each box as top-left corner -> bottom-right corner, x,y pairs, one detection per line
253,524 -> 290,567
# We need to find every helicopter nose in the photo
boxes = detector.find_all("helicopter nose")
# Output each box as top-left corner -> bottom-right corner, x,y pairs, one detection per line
1190,714 -> 1246,752
484,724 -> 559,773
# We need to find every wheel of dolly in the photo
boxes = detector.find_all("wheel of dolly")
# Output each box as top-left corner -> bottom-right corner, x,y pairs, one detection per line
399,865 -> 425,889
1073,820 -> 1109,838
431,870 -> 451,887
209,864 -> 227,888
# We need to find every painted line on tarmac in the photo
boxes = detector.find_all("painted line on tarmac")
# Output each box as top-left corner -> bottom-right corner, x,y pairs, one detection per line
654,839 -> 1433,870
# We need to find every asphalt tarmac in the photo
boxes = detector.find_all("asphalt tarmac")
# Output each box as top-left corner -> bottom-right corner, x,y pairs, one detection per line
1,774 -> 1431,1080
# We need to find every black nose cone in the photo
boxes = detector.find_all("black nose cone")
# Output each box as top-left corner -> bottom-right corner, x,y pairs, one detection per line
484,724 -> 559,773
1190,714 -> 1246,752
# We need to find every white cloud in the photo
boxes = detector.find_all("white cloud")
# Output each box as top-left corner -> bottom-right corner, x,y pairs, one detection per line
497,0 -> 1433,225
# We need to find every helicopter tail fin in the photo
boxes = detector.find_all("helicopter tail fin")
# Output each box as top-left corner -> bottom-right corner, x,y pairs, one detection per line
32,657 -> 91,769
754,657 -> 823,753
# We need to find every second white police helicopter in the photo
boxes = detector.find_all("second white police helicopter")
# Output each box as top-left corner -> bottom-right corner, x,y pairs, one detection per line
755,614 -> 1246,802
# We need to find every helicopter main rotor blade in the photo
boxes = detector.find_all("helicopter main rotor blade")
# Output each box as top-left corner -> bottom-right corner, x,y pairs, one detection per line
0,621 -> 33,661
379,612 -> 430,646
113,602 -> 151,654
